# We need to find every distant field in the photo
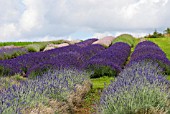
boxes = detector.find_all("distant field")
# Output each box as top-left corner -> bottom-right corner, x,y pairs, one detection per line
0,42 -> 35,46
0,40 -> 64,47
147,37 -> 170,60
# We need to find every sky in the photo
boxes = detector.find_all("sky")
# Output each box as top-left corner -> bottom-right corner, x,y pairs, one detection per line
0,0 -> 170,42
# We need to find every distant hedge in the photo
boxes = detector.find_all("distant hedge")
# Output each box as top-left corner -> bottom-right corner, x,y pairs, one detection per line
112,34 -> 136,47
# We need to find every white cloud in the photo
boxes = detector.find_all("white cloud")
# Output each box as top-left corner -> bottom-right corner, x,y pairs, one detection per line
93,32 -> 113,39
0,0 -> 169,41
0,23 -> 20,41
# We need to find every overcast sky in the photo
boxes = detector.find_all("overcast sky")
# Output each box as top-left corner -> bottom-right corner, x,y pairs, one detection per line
0,0 -> 169,42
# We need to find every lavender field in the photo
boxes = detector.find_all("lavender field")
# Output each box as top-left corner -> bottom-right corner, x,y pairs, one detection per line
0,35 -> 170,114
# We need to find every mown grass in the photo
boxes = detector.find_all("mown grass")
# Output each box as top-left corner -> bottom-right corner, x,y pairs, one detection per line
147,37 -> 170,60
131,38 -> 140,52
91,76 -> 114,89
126,38 -> 140,64
82,77 -> 114,113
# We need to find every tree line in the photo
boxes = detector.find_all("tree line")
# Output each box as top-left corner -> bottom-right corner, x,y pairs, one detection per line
145,28 -> 170,38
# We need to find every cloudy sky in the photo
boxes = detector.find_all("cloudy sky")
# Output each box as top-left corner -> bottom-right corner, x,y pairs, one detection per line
0,0 -> 170,41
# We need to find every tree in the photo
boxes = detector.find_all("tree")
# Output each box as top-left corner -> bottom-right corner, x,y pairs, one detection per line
152,30 -> 164,38
164,28 -> 170,34
145,29 -> 164,38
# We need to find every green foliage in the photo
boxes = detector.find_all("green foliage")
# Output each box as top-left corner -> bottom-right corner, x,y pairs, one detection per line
25,41 -> 65,52
0,40 -> 65,48
145,30 -> 164,38
91,76 -> 114,89
82,77 -> 114,113
83,88 -> 101,113
0,49 -> 28,60
87,66 -> 116,78
48,40 -> 64,44
0,42 -> 34,47
28,65 -> 52,79
3,53 -> 11,60
112,34 -> 136,47
25,42 -> 49,52
164,28 -> 170,34
26,44 -> 41,52
0,66 -> 11,77
0,66 -> 4,77
167,75 -> 170,80
38,42 -> 49,51
101,85 -> 169,114
13,74 -> 25,81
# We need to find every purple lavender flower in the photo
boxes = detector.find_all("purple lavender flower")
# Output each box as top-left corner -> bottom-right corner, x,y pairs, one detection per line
0,69 -> 90,113
100,60 -> 170,114
84,42 -> 131,78
129,41 -> 170,74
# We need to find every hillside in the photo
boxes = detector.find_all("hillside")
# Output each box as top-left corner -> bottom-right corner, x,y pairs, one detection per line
0,36 -> 170,114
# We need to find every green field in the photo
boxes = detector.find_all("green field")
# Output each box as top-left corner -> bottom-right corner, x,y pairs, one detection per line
0,40 -> 64,47
147,37 -> 170,60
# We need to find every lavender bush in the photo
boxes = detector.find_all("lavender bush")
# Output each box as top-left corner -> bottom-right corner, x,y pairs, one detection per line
112,34 -> 135,47
26,52 -> 84,78
129,41 -> 170,74
75,38 -> 98,47
25,43 -> 48,52
0,69 -> 90,114
0,42 -> 105,77
100,61 -> 170,114
0,47 -> 28,60
84,42 -> 131,78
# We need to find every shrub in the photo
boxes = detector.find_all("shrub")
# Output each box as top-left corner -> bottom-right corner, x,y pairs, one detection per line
87,65 -> 117,78
84,42 -> 131,78
0,43 -> 104,77
112,34 -> 136,47
0,69 -> 90,113
0,65 -> 4,77
25,44 -> 41,52
75,38 -> 98,47
49,40 -> 65,44
99,61 -> 170,114
25,43 -> 49,52
145,30 -> 164,38
0,47 -> 28,60
129,41 -> 170,75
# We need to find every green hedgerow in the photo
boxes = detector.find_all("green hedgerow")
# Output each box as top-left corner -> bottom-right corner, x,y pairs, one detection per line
112,34 -> 136,47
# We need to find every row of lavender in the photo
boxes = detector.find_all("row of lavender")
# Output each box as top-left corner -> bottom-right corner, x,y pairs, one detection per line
99,41 -> 170,113
129,41 -> 170,74
0,39 -> 99,77
100,61 -> 170,114
0,69 -> 90,113
0,38 -> 131,78
84,42 -> 131,78
0,39 -> 132,113
0,40 -> 99,113
0,47 -> 28,60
